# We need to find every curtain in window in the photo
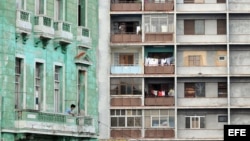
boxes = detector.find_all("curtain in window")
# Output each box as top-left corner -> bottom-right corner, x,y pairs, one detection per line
195,20 -> 205,35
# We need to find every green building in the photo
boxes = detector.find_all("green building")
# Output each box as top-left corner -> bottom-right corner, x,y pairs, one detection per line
0,0 -> 99,140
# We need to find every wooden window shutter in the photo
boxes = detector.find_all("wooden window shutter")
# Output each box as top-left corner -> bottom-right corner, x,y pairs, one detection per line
217,19 -> 226,35
184,20 -> 194,35
217,0 -> 226,3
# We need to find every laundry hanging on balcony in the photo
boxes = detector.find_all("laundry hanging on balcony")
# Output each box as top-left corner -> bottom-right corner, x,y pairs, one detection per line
145,56 -> 174,66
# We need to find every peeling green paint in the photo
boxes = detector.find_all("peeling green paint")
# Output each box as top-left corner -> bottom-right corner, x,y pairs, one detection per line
0,0 -> 99,140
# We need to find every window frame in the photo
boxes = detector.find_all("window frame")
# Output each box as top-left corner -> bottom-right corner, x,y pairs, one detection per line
144,14 -> 174,33
78,0 -> 87,27
35,0 -> 46,15
34,61 -> 44,111
185,82 -> 205,98
218,115 -> 228,122
188,55 -> 201,66
110,78 -> 142,96
185,116 -> 205,129
15,57 -> 24,109
16,0 -> 26,10
54,65 -> 63,113
111,109 -> 142,128
54,0 -> 65,21
77,69 -> 87,115
113,53 -> 139,66
218,82 -> 227,98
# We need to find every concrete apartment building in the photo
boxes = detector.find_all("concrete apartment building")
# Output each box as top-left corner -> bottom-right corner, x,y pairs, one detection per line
0,0 -> 98,140
98,0 -> 250,140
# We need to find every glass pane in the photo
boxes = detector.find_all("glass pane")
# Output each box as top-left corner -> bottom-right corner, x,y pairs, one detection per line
185,117 -> 190,128
111,110 -> 115,115
127,117 -> 134,127
200,117 -> 205,128
160,117 -> 168,126
135,117 -> 141,126
118,117 -> 125,127
195,20 -> 205,35
111,117 -> 117,127
152,117 -> 159,127
121,110 -> 125,115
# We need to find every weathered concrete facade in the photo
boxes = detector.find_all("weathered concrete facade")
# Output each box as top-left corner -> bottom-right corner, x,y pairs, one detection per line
98,0 -> 250,140
0,0 -> 98,140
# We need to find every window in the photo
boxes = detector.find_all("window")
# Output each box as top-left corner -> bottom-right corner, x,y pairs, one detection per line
185,116 -> 205,129
217,0 -> 226,3
218,115 -> 228,122
111,109 -> 142,127
184,20 -> 205,35
54,65 -> 62,112
218,82 -> 227,97
110,78 -> 142,95
35,62 -> 44,110
144,14 -> 174,33
55,0 -> 65,20
217,19 -> 226,34
16,0 -> 26,10
184,0 -> 204,3
218,56 -> 226,61
145,110 -> 175,128
15,58 -> 24,109
78,70 -> 86,114
188,55 -> 201,66
114,53 -> 139,66
36,0 -> 46,14
78,0 -> 86,26
185,82 -> 205,97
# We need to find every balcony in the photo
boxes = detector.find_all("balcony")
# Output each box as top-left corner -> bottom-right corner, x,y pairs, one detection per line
145,32 -> 173,42
15,110 -> 96,136
144,1 -> 174,11
111,1 -> 142,11
111,129 -> 141,138
34,15 -> 54,39
144,65 -> 174,74
54,21 -> 73,44
176,2 -> 226,12
145,129 -> 174,138
111,33 -> 142,43
77,26 -> 92,48
111,97 -> 141,106
145,96 -> 174,106
16,10 -> 32,34
111,65 -> 141,74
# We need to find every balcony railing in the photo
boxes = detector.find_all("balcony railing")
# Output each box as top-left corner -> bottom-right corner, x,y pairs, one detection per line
111,1 -> 142,11
145,32 -> 174,42
34,15 -> 54,39
16,10 -> 32,33
144,65 -> 174,74
77,26 -> 92,48
54,21 -> 73,43
15,110 -> 96,135
111,65 -> 141,74
111,129 -> 141,138
144,1 -> 174,11
145,129 -> 174,138
145,96 -> 174,106
111,33 -> 142,43
111,97 -> 142,106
